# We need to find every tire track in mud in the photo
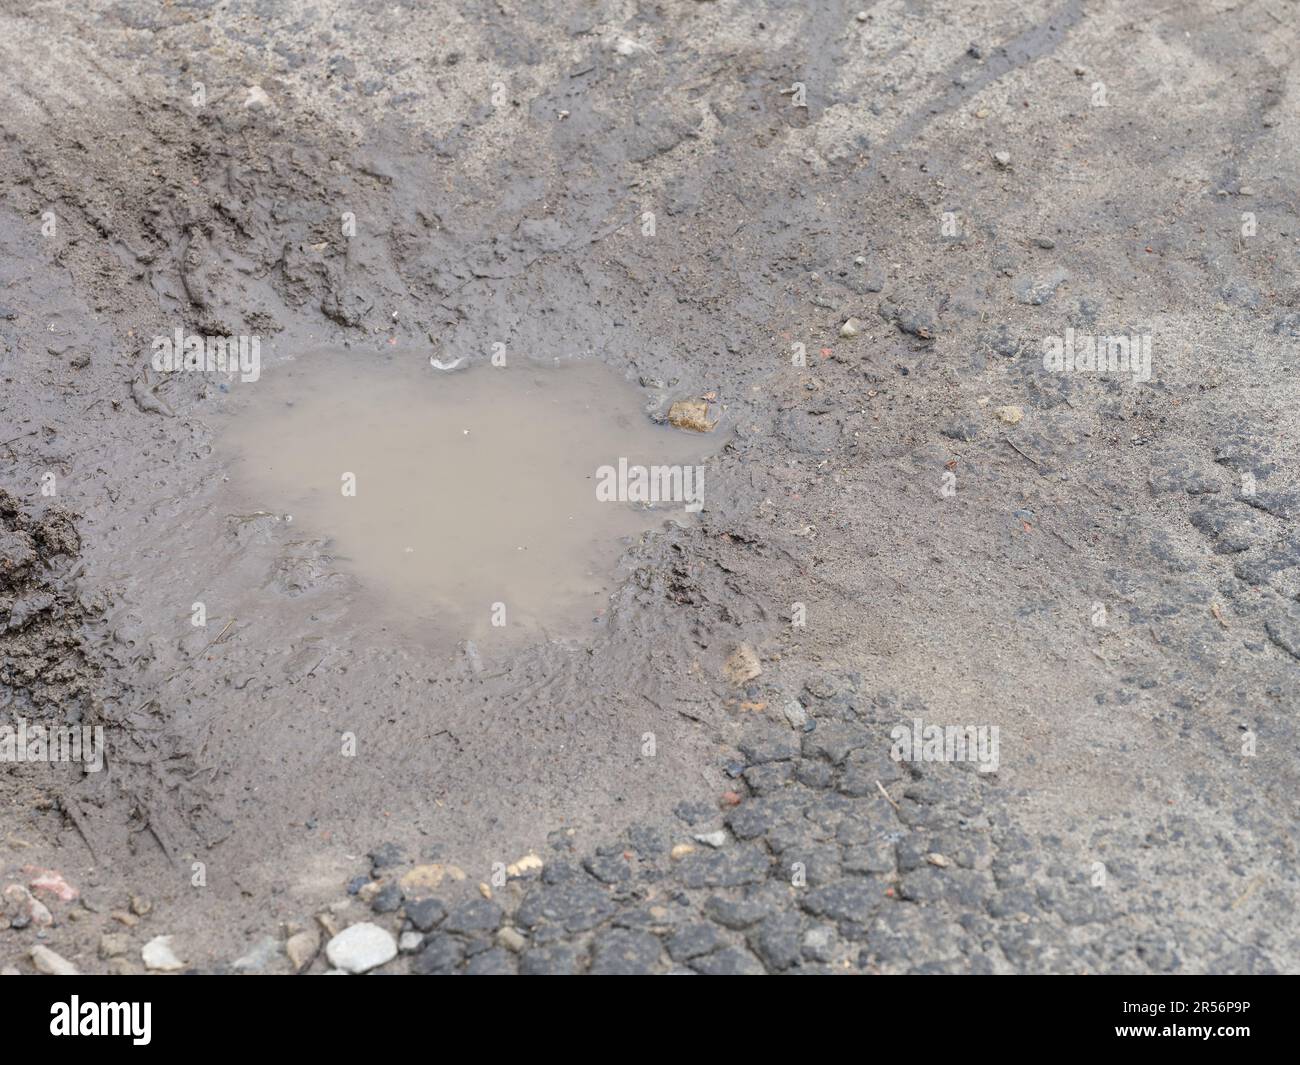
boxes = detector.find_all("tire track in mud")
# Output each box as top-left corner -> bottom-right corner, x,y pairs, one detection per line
873,0 -> 1087,161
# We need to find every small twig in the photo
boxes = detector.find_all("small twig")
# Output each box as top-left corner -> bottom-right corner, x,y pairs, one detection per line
305,653 -> 330,678
201,618 -> 236,655
0,428 -> 41,449
145,821 -> 175,863
1003,435 -> 1043,468
61,797 -> 100,864
875,780 -> 901,813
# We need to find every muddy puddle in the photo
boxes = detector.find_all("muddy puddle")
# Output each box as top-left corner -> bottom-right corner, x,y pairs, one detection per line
218,350 -> 719,642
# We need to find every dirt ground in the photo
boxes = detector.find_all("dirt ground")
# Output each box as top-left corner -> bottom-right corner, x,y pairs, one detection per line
2,0 -> 1298,974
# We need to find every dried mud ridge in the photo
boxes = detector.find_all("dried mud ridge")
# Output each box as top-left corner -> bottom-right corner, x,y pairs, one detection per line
2,0 -> 1299,973
0,489 -> 96,721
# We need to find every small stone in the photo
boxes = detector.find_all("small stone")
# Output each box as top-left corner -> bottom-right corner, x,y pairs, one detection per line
839,318 -> 862,338
723,643 -> 762,686
497,927 -> 527,953
368,842 -> 406,873
704,895 -> 772,929
30,945 -> 78,975
1034,237 -> 1056,249
668,399 -> 717,432
506,853 -> 543,878
129,895 -> 152,917
325,923 -> 398,974
782,699 -> 809,729
374,884 -> 403,915
4,884 -> 52,928
994,405 -> 1023,425
98,933 -> 129,960
411,933 -> 465,974
370,883 -> 404,913
25,867 -> 78,903
112,911 -> 139,928
404,897 -> 447,932
694,830 -> 728,848
666,922 -> 725,961
613,37 -> 650,57
286,929 -> 320,972
927,852 -> 952,868
993,150 -> 1012,168
244,85 -> 273,110
478,882 -> 493,899
942,420 -> 979,443
442,898 -> 503,934
141,935 -> 185,972
676,800 -> 713,824
670,843 -> 697,860
399,863 -> 465,897
398,931 -> 425,954
803,925 -> 835,962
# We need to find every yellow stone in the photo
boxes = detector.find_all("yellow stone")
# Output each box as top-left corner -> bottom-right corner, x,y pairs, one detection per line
668,400 -> 717,432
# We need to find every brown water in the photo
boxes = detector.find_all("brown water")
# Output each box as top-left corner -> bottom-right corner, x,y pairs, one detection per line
220,350 -> 717,640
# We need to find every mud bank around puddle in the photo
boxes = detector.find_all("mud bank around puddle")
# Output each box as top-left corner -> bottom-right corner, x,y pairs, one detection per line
66,348 -> 739,945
